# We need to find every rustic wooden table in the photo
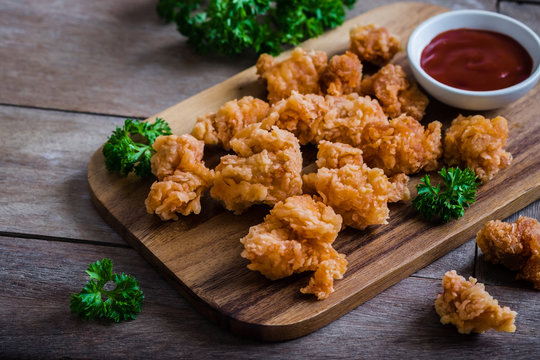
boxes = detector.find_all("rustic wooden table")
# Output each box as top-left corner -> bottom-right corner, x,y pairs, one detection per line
1,0 -> 539,358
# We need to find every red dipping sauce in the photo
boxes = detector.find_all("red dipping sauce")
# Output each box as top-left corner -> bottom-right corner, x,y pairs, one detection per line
421,28 -> 533,91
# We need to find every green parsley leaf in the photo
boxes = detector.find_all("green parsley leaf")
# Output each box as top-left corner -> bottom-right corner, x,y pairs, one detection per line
156,0 -> 358,56
102,118 -> 171,178
412,167 -> 480,223
70,258 -> 144,322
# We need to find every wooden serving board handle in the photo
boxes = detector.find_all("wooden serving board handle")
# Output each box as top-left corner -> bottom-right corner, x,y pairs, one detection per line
88,2 -> 540,341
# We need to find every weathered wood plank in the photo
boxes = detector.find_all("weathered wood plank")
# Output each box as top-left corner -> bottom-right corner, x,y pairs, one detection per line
0,0 -> 496,118
1,236 -> 537,360
0,105 -> 125,244
500,1 -> 540,39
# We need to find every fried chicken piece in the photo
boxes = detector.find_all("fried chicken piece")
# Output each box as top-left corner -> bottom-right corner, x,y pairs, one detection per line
146,135 -> 214,220
262,92 -> 328,145
349,24 -> 400,66
145,171 -> 211,220
191,96 -> 270,150
435,270 -> 517,334
240,195 -> 347,300
303,141 -> 410,229
211,124 -> 303,214
256,47 -> 328,103
320,51 -> 363,96
263,91 -> 387,146
316,93 -> 388,147
444,114 -> 513,182
361,64 -> 429,120
315,140 -> 364,169
360,115 -> 442,176
150,134 -> 207,180
477,216 -> 540,289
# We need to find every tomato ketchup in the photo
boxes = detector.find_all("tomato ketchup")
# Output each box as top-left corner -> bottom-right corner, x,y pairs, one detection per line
420,28 -> 533,91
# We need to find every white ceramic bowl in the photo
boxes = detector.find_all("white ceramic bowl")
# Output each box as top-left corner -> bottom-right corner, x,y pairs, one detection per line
407,10 -> 540,110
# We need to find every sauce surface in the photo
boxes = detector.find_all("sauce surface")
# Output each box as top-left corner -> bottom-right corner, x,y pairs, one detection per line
421,28 -> 533,91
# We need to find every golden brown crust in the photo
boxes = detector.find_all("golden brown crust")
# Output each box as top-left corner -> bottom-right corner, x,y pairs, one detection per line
361,64 -> 428,120
146,135 -> 214,220
303,141 -> 409,229
349,24 -> 400,66
360,115 -> 442,176
477,216 -> 540,289
444,114 -> 513,182
191,96 -> 270,150
256,47 -> 328,104
315,140 -> 364,169
263,92 -> 387,147
435,270 -> 517,334
240,195 -> 346,300
320,51 -> 363,96
210,124 -> 303,214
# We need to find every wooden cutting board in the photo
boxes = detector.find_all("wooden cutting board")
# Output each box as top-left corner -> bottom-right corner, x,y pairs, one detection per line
88,2 -> 540,341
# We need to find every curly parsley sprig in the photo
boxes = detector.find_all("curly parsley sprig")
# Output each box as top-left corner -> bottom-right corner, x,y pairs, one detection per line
156,0 -> 358,56
102,118 -> 171,178
70,258 -> 144,322
412,167 -> 480,223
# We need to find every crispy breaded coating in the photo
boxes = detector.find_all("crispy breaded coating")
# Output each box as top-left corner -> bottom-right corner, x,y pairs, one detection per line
262,92 -> 328,145
263,91 -> 387,146
435,270 -> 517,334
240,195 -> 347,300
349,24 -> 400,66
191,96 -> 270,150
477,216 -> 540,289
211,124 -> 303,214
360,115 -> 442,176
150,134 -> 206,180
146,135 -> 213,220
320,51 -> 363,96
145,171 -> 211,220
361,64 -> 429,120
303,141 -> 410,229
256,47 -> 328,103
316,93 -> 388,147
315,140 -> 364,169
444,114 -> 513,182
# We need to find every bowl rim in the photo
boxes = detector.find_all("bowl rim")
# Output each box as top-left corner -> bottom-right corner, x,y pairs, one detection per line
407,9 -> 540,97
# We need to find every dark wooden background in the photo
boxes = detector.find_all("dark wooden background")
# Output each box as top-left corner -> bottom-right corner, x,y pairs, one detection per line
1,0 -> 538,359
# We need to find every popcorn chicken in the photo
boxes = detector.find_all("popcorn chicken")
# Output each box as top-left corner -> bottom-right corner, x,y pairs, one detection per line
256,47 -> 328,103
320,51 -> 363,96
435,270 -> 517,334
146,135 -> 214,220
360,115 -> 442,176
211,124 -> 302,214
349,24 -> 400,66
361,64 -> 429,120
263,91 -> 387,146
476,216 -> 540,289
315,140 -> 364,169
191,96 -> 270,150
303,141 -> 410,229
240,195 -> 347,300
444,114 -> 513,182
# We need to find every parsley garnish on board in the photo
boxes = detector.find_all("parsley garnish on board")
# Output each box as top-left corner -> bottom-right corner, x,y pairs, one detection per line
102,118 -> 171,178
412,167 -> 480,223
70,258 -> 144,322
156,0 -> 358,56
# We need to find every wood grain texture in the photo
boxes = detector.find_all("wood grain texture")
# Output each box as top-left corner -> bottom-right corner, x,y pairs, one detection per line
1,236 -> 539,360
0,0 -> 496,118
87,2 -> 540,340
0,105 -> 125,244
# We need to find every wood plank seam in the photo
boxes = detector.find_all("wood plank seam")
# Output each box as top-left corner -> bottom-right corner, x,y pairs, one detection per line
0,231 -> 131,249
0,102 -> 138,121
